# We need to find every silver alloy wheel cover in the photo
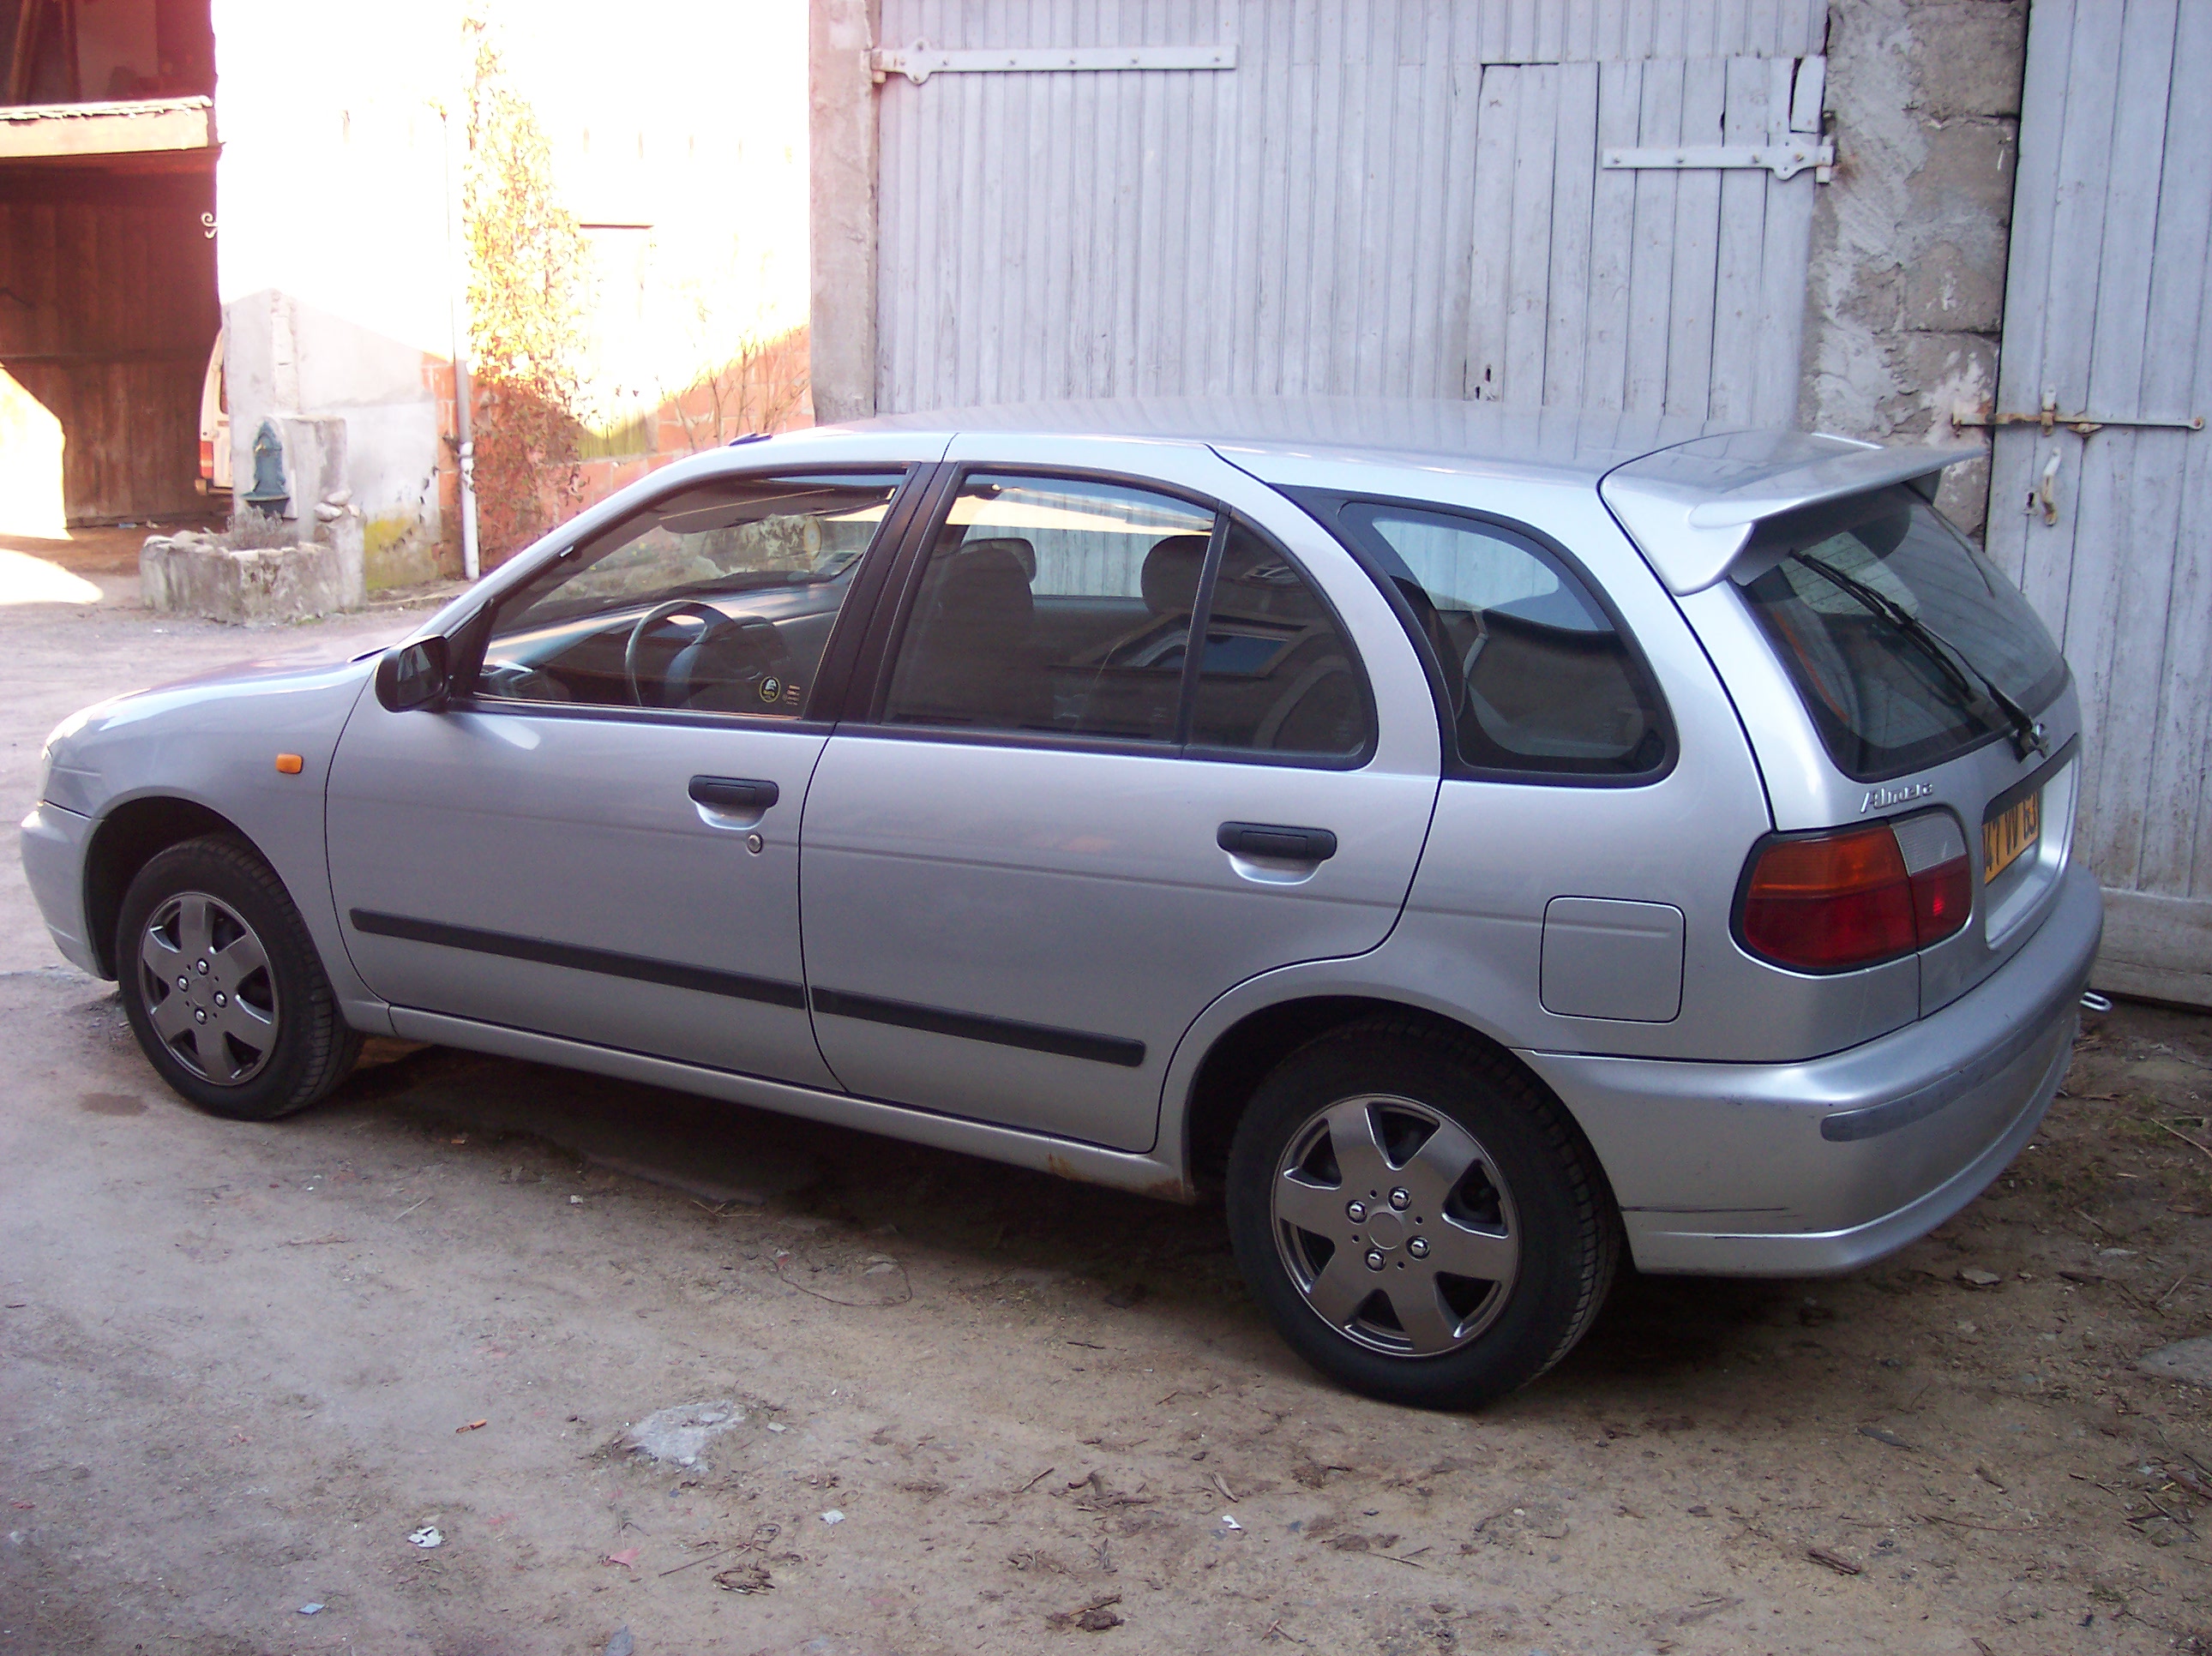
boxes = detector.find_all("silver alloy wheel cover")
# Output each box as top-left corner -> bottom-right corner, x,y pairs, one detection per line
1271,1094 -> 1520,1358
139,891 -> 280,1086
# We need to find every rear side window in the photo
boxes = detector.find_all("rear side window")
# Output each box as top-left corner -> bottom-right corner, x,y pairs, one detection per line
881,473 -> 1373,760
1328,502 -> 1668,777
1735,488 -> 2067,781
882,474 -> 1216,741
1186,520 -> 1371,759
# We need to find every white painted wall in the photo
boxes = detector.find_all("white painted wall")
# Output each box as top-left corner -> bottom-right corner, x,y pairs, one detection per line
213,0 -> 456,571
209,0 -> 810,579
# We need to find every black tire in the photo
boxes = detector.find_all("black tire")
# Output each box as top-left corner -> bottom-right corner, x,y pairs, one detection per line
1225,1016 -> 1620,1409
115,834 -> 363,1121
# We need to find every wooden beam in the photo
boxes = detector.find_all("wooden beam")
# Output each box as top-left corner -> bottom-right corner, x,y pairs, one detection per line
0,97 -> 214,161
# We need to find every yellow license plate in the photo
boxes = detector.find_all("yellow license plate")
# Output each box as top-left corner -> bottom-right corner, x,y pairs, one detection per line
1983,790 -> 2041,885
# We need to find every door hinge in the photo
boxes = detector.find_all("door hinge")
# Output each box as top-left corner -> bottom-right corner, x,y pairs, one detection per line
1602,141 -> 1834,181
871,43 -> 1236,86
1603,56 -> 1832,182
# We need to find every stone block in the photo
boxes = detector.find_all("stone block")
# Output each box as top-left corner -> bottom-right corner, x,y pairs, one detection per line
1905,118 -> 2018,237
1908,2 -> 2029,119
141,529 -> 367,626
1933,452 -> 1993,541
275,417 -> 348,525
1902,242 -> 2005,333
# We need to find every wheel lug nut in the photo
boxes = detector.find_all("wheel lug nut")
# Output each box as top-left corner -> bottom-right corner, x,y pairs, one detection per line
176,975 -> 189,991
1364,1250 -> 1386,1272
1408,1237 -> 1430,1258
1389,1187 -> 1411,1210
193,1008 -> 207,1023
213,993 -> 227,1007
1345,1200 -> 1367,1222
195,959 -> 208,974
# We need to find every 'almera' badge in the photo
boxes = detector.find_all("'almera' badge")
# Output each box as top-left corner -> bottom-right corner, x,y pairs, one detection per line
1860,780 -> 1934,813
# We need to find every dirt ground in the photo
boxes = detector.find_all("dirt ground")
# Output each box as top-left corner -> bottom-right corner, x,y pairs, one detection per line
0,538 -> 2207,1655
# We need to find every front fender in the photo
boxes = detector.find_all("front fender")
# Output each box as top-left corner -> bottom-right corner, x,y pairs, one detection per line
54,653 -> 388,1029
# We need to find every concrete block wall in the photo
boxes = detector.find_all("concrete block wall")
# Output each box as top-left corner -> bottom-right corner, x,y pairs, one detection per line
1800,0 -> 2030,538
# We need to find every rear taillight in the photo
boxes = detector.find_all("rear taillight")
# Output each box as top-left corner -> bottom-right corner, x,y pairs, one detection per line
1740,810 -> 1969,973
199,438 -> 215,480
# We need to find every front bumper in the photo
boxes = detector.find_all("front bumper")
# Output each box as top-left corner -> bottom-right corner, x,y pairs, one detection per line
19,801 -> 100,976
1525,857 -> 2101,1275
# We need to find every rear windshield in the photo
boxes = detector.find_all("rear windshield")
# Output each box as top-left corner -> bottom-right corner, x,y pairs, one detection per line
1735,489 -> 2067,782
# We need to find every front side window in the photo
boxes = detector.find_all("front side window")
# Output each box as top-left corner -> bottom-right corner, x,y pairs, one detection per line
1735,488 -> 2068,780
1328,502 -> 1668,776
476,473 -> 903,714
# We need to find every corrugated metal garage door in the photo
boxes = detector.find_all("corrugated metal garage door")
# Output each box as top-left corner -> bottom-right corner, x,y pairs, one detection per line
873,1 -> 1828,422
1987,0 -> 2212,1006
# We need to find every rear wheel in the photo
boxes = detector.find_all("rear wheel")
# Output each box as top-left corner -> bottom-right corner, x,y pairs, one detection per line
116,835 -> 362,1120
1225,1017 -> 1619,1408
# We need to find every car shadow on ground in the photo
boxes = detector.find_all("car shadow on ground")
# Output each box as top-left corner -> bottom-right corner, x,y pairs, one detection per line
322,1037 -> 1814,1404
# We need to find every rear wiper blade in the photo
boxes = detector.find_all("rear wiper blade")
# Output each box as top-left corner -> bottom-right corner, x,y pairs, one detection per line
1795,554 -> 2049,760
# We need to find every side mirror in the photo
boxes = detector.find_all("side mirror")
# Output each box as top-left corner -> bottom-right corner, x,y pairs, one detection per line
375,635 -> 451,712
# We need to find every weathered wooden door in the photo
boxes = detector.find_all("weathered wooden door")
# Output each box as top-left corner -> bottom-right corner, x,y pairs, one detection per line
1987,0 -> 2212,1005
870,1 -> 1829,423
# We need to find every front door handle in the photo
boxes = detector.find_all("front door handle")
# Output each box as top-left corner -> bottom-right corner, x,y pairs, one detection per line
1217,821 -> 1338,862
689,776 -> 780,812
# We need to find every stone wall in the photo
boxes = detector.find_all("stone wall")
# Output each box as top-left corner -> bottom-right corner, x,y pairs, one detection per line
1800,0 -> 2030,538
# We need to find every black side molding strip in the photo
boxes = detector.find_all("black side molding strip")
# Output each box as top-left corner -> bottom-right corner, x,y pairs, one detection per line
348,910 -> 808,1011
809,986 -> 1145,1068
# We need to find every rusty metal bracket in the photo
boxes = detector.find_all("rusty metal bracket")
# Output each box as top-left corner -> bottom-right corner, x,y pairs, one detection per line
1952,387 -> 2204,436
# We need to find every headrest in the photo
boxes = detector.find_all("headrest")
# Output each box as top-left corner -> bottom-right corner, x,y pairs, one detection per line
1140,534 -> 1209,616
955,537 -> 1036,582
932,543 -> 1034,627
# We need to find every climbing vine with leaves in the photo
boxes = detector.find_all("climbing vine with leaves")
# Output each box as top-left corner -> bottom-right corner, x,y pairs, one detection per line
462,17 -> 587,560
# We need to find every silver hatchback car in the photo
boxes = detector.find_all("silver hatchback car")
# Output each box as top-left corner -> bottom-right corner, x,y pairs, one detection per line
21,401 -> 2100,1407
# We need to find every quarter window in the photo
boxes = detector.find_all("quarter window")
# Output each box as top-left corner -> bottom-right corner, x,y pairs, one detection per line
1331,503 -> 1668,776
476,473 -> 903,715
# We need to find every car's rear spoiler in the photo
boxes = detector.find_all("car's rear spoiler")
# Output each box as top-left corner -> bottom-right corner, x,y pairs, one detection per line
1599,432 -> 1983,595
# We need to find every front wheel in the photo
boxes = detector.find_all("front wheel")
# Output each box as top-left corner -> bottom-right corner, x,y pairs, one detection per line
116,834 -> 363,1120
1225,1018 -> 1619,1409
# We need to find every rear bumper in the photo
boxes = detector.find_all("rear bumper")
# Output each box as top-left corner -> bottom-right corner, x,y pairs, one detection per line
1525,858 -> 2101,1275
18,801 -> 100,977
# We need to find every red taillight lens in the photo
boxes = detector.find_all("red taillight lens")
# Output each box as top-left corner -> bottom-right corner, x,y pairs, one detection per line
199,438 -> 215,479
1740,812 -> 1972,972
1742,825 -> 1916,971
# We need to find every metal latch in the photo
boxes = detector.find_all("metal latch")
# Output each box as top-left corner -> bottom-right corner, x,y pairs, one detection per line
1951,387 -> 2205,436
871,43 -> 1236,85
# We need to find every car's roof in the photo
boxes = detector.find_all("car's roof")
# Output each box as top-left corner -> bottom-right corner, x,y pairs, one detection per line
842,395 -> 1733,484
820,398 -> 1980,593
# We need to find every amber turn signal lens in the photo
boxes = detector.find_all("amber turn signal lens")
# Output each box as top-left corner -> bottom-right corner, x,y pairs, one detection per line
274,753 -> 304,775
1740,824 -> 1918,972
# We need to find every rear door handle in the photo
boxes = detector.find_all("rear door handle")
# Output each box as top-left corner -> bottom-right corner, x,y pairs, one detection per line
689,776 -> 780,812
1217,821 -> 1338,862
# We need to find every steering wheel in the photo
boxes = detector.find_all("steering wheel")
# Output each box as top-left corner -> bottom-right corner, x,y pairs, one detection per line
623,599 -> 734,707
